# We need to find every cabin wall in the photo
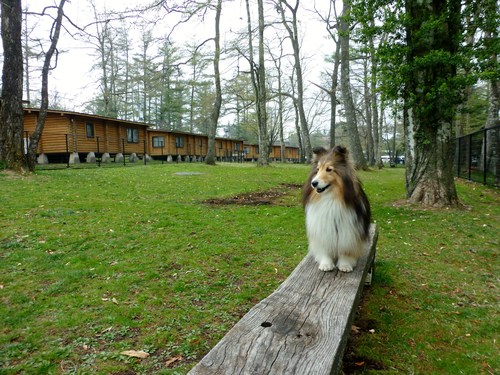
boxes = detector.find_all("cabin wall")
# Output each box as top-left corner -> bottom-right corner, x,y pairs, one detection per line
22,109 -> 297,164
148,130 -> 244,161
24,112 -> 70,154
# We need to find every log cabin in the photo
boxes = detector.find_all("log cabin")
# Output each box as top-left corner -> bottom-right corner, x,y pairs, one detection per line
22,108 -> 299,164
147,128 -> 245,162
23,108 -> 149,164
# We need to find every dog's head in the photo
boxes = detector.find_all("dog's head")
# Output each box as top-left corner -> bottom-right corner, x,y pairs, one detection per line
302,145 -> 355,205
310,146 -> 350,193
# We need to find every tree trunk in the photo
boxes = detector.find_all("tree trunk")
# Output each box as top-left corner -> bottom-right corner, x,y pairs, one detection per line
339,0 -> 367,170
26,0 -> 66,172
483,0 -> 499,184
278,73 -> 285,162
369,17 -> 383,168
404,0 -> 460,206
22,5 -> 31,104
205,0 -> 222,165
329,41 -> 341,149
256,0 -> 269,166
363,58 -> 374,164
0,0 -> 26,172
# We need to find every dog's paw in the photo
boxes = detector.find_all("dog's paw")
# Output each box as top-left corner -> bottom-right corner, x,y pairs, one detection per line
318,261 -> 336,272
337,263 -> 354,272
337,255 -> 357,273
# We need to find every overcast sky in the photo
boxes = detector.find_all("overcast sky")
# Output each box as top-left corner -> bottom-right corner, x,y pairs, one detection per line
19,0 -> 334,119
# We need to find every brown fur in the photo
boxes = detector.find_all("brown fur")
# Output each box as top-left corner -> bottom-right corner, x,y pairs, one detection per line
302,145 -> 371,240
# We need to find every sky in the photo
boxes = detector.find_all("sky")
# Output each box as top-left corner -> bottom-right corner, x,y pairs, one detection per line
19,0 -> 335,123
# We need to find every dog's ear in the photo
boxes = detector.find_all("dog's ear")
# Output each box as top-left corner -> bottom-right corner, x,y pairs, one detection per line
332,145 -> 347,155
312,147 -> 328,163
332,145 -> 349,163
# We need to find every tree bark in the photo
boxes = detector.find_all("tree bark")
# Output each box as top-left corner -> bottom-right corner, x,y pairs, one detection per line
404,0 -> 460,206
483,0 -> 499,184
329,41 -> 341,149
0,0 -> 26,171
363,58 -> 374,164
205,0 -> 222,165
339,0 -> 367,170
256,0 -> 269,166
368,17 -> 383,168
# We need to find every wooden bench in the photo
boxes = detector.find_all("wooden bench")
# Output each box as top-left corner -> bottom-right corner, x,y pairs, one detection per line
188,224 -> 378,375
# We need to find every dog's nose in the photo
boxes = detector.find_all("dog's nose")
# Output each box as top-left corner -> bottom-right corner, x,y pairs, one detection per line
311,180 -> 318,188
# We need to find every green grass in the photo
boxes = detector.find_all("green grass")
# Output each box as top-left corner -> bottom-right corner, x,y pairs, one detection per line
0,164 -> 498,374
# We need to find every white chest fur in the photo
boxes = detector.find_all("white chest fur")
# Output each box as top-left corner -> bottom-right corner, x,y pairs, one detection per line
305,194 -> 363,257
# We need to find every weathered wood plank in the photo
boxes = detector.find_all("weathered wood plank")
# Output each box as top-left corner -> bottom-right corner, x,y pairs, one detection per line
189,224 -> 378,375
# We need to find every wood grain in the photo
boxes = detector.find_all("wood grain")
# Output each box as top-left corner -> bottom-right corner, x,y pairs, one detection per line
189,224 -> 378,375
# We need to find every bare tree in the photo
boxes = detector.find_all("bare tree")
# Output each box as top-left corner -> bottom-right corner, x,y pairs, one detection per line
267,34 -> 288,162
256,0 -> 269,166
0,0 -> 26,171
244,0 -> 269,166
26,0 -> 66,171
205,0 -> 222,165
313,0 -> 342,149
275,0 -> 312,162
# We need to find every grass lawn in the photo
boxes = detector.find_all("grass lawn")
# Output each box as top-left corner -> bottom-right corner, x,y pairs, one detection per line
0,163 -> 498,374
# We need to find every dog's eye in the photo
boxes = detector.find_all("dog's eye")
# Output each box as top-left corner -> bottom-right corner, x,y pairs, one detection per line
326,166 -> 333,172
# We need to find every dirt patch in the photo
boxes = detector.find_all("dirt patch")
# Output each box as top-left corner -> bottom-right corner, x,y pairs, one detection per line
204,183 -> 302,206
342,317 -> 387,374
0,169 -> 33,180
391,199 -> 472,211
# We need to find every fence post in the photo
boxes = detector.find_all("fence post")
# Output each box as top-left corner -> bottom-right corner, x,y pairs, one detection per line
96,136 -> 101,167
66,134 -> 70,168
483,128 -> 487,184
467,134 -> 472,181
122,138 -> 126,166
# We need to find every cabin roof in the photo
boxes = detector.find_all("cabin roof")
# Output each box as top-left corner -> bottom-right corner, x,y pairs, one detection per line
24,108 -> 151,128
24,108 -> 245,142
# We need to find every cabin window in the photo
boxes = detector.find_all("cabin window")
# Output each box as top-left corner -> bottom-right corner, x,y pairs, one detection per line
175,136 -> 184,148
127,127 -> 139,143
86,122 -> 95,138
244,147 -> 250,155
255,146 -> 259,154
152,136 -> 165,148
234,143 -> 241,151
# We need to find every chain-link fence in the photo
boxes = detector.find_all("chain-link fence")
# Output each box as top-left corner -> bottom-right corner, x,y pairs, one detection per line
455,124 -> 499,187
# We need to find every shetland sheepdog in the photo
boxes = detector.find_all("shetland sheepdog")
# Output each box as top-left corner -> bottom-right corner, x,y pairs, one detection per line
303,146 -> 371,272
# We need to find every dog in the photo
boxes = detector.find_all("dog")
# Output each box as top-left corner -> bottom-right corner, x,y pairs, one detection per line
302,146 -> 371,272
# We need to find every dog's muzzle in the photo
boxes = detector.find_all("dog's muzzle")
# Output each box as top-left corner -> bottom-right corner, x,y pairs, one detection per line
311,180 -> 330,193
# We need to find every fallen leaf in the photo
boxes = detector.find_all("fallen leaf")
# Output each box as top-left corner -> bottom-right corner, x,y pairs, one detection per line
355,361 -> 365,366
112,297 -> 119,304
351,325 -> 361,334
120,350 -> 149,359
165,355 -> 183,367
